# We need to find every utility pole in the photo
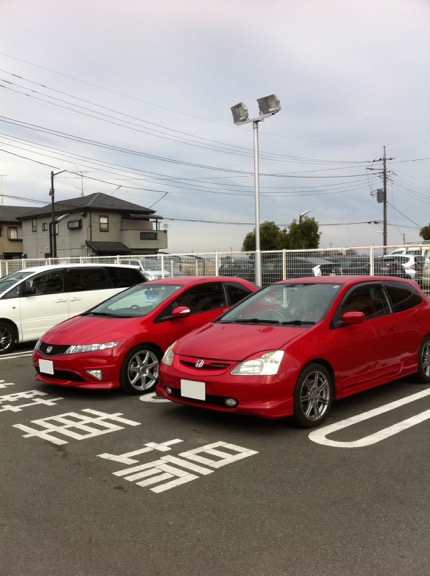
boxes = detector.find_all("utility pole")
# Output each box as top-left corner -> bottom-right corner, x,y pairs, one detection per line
368,147 -> 394,249
382,146 -> 388,247
49,170 -> 66,258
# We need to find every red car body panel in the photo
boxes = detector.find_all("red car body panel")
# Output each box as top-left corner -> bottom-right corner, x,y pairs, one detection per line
157,276 -> 430,419
32,276 -> 258,390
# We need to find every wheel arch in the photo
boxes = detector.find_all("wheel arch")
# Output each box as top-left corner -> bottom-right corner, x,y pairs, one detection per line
300,358 -> 336,397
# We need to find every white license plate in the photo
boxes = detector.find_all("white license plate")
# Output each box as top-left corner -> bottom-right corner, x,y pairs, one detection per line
39,359 -> 54,375
180,379 -> 206,400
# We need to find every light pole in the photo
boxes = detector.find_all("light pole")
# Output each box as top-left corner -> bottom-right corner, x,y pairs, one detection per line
299,210 -> 310,224
49,169 -> 66,257
231,94 -> 281,286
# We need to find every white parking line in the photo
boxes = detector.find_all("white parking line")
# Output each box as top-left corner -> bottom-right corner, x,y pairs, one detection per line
0,351 -> 33,360
309,388 -> 430,448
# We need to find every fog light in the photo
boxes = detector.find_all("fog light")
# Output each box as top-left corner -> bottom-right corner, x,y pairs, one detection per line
86,370 -> 102,380
224,398 -> 238,408
166,387 -> 172,395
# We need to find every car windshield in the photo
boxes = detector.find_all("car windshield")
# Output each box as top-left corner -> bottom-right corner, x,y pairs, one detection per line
142,260 -> 162,271
84,283 -> 184,318
217,282 -> 343,326
0,270 -> 35,294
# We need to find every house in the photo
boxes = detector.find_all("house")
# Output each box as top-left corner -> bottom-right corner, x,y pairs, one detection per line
17,192 -> 168,258
0,205 -> 34,259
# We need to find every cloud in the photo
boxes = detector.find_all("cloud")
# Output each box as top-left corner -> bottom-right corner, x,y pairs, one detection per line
0,0 -> 429,253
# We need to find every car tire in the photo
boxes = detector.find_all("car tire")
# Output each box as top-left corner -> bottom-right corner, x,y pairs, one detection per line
0,321 -> 17,354
119,344 -> 162,395
293,363 -> 333,428
416,336 -> 430,383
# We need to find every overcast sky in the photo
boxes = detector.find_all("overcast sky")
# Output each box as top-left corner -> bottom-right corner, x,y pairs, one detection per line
1,0 -> 429,254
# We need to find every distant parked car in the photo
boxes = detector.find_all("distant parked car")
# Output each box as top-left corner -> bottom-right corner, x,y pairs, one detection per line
157,276 -> 430,427
340,256 -> 410,279
33,276 -> 258,394
120,258 -> 171,280
218,260 -> 255,283
261,257 -> 341,285
382,254 -> 424,282
0,264 -> 146,354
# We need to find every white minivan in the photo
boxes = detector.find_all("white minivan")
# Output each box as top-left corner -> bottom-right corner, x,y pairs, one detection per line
0,263 -> 146,354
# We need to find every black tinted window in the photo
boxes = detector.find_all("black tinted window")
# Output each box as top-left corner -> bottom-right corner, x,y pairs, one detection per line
28,270 -> 65,295
225,282 -> 253,305
175,283 -> 226,314
384,281 -> 422,312
105,267 -> 145,288
67,267 -> 109,292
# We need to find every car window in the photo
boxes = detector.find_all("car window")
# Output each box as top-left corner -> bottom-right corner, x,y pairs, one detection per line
337,284 -> 390,320
225,282 -> 254,305
172,282 -> 227,314
27,270 -> 65,296
384,281 -> 422,312
105,267 -> 145,288
66,267 -> 109,292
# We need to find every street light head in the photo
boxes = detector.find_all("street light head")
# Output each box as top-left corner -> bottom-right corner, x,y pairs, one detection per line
257,94 -> 281,117
231,102 -> 249,124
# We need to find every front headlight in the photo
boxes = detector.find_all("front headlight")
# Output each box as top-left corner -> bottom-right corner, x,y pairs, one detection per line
162,341 -> 177,366
231,350 -> 284,376
65,342 -> 120,355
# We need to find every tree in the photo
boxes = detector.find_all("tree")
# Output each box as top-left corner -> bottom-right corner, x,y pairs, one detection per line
420,225 -> 430,241
241,217 -> 320,251
287,216 -> 321,249
242,221 -> 284,251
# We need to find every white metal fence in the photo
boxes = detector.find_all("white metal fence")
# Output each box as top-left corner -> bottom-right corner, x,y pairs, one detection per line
1,245 -> 429,293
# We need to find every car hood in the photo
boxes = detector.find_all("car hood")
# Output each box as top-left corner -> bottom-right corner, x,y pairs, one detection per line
174,322 -> 307,361
40,315 -> 145,344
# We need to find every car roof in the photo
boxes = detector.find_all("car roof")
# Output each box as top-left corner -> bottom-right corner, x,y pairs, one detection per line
274,275 -> 417,287
14,263 -> 142,274
146,276 -> 256,286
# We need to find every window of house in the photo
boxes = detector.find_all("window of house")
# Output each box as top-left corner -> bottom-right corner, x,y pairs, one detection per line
7,227 -> 19,240
67,220 -> 82,230
32,219 -> 37,232
42,223 -> 48,231
140,231 -> 157,240
99,216 -> 109,232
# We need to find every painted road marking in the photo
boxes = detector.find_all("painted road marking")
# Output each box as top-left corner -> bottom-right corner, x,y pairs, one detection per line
13,408 -> 140,445
99,440 -> 258,493
139,392 -> 170,403
0,389 -> 63,412
309,388 -> 430,448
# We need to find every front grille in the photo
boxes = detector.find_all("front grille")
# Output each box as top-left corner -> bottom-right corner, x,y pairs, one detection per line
35,367 -> 86,382
37,342 -> 70,356
179,359 -> 232,371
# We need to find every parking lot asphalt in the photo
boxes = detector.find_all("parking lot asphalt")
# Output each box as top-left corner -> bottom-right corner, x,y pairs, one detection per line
1,344 -> 430,576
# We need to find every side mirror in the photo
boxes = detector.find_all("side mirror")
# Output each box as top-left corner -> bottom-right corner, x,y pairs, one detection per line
342,311 -> 365,325
171,306 -> 191,318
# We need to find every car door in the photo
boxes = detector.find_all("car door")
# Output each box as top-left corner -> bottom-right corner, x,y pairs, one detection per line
154,282 -> 229,349
331,283 -> 400,390
18,269 -> 69,341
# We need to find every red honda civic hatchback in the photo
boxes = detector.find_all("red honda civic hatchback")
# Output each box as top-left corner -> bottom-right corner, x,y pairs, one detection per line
157,276 -> 430,427
32,276 -> 258,394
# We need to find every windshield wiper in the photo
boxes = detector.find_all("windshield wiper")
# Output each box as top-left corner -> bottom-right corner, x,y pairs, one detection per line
281,320 -> 316,325
224,318 -> 282,325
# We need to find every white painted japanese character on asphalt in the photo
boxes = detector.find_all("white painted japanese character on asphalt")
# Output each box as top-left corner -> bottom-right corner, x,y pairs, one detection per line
0,379 -> 15,390
0,390 -> 63,413
13,408 -> 140,445
99,440 -> 259,493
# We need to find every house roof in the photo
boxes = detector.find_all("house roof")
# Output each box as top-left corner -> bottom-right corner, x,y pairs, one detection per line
17,192 -> 161,220
0,205 -> 35,223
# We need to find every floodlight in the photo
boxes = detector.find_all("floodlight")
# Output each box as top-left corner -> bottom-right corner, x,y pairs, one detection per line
231,102 -> 249,124
257,94 -> 281,116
